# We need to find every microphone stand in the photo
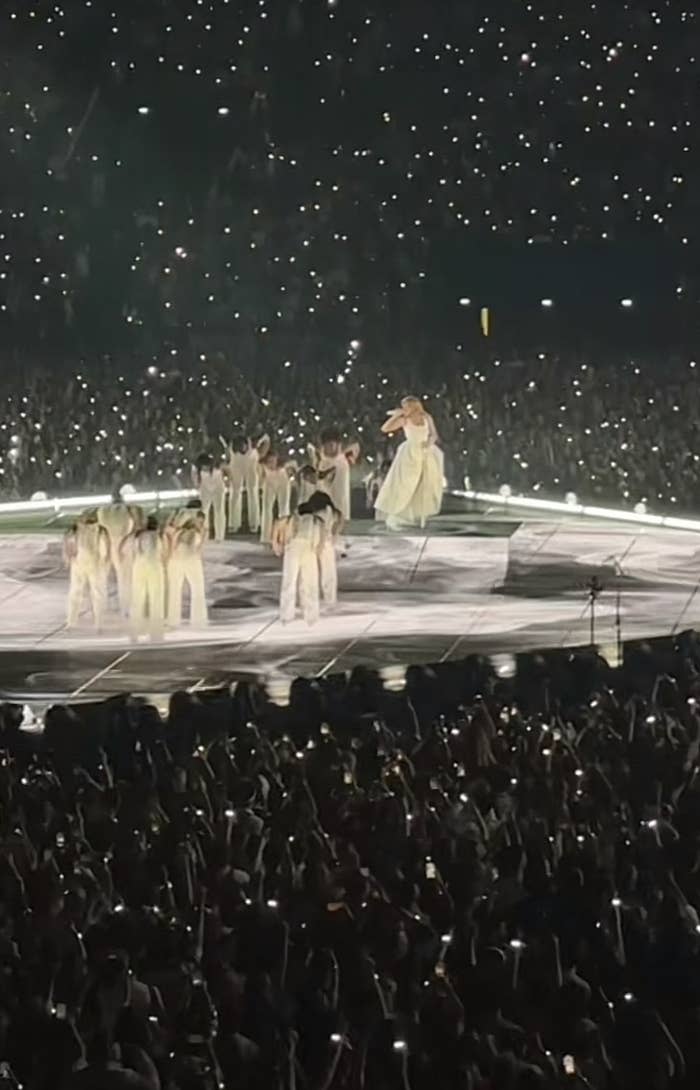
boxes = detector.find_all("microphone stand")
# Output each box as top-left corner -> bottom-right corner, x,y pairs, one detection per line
615,579 -> 622,668
586,575 -> 603,648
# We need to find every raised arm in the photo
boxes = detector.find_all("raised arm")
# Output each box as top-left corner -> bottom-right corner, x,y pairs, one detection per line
306,442 -> 320,468
381,409 -> 405,435
344,441 -> 361,464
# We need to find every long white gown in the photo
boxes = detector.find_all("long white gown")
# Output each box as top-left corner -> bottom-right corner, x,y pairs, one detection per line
374,419 -> 444,529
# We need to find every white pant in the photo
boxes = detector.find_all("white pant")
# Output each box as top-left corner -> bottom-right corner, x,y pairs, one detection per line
228,472 -> 261,532
67,561 -> 107,630
168,554 -> 207,627
261,483 -> 290,544
202,492 -> 226,542
245,471 -> 260,532
319,541 -> 337,605
105,535 -> 131,615
130,558 -> 165,638
280,539 -> 319,624
228,477 -> 244,533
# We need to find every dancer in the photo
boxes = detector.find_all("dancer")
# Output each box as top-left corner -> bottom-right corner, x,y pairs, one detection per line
306,490 -> 343,608
64,514 -> 110,631
129,514 -> 166,640
260,452 -> 292,544
297,464 -> 319,504
97,488 -> 139,616
167,505 -> 208,628
221,433 -> 269,533
272,498 -> 323,625
193,455 -> 227,542
310,430 -> 359,522
374,397 -> 444,530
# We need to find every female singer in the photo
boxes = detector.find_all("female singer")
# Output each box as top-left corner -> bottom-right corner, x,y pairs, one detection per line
374,397 -> 444,530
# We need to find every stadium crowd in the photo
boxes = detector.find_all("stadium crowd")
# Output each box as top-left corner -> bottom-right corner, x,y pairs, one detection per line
1,2 -> 699,512
1,2 -> 700,1087
1,642 -> 700,1088
2,349 -> 700,512
1,0 -> 696,353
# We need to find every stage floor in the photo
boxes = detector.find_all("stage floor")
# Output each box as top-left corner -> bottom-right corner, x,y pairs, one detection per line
1,514 -> 700,701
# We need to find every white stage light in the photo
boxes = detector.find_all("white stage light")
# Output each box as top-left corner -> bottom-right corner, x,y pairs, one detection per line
498,484 -> 512,498
30,491 -> 47,502
381,665 -> 407,691
120,484 -> 136,496
541,298 -> 553,308
621,298 -> 633,308
454,488 -> 700,532
634,501 -> 647,515
491,653 -> 516,678
565,491 -> 577,505
599,643 -> 622,669
0,488 -> 197,517
266,674 -> 291,707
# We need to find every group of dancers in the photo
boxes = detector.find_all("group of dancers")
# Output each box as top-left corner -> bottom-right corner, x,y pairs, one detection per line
63,397 -> 444,635
64,496 -> 208,639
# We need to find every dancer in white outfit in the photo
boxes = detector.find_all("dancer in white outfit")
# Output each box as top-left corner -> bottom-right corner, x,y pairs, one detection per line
194,457 -> 227,542
221,434 -> 268,533
167,507 -> 208,628
65,515 -> 110,630
374,397 -> 444,529
97,490 -> 140,616
302,490 -> 343,608
272,502 -> 323,625
297,464 -> 319,504
129,515 -> 166,640
260,453 -> 292,544
310,430 -> 359,522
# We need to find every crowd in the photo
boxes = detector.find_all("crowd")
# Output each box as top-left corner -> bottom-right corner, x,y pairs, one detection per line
1,2 -> 697,366
2,349 -> 700,512
0,640 -> 700,1088
1,3 -> 698,512
2,3 -> 700,1086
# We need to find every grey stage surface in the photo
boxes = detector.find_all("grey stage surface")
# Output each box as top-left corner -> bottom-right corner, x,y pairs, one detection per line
1,512 -> 700,701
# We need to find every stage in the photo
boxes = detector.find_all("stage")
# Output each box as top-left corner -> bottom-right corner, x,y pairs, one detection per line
1,510 -> 700,703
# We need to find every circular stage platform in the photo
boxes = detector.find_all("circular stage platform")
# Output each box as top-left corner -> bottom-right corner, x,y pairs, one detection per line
0,510 -> 699,704
0,501 -> 693,706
